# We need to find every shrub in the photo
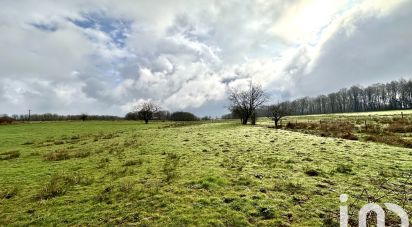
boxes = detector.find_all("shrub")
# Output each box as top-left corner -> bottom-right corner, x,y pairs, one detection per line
360,124 -> 382,134
339,132 -> 358,140
365,134 -> 412,148
125,112 -> 139,120
0,116 -> 14,124
0,150 -> 20,160
170,111 -> 198,121
387,122 -> 412,133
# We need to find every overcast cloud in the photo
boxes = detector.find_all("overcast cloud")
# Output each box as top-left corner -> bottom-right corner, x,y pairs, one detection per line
0,0 -> 411,116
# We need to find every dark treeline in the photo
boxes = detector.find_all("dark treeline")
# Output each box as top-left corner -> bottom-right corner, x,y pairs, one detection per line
9,113 -> 122,121
170,111 -> 198,121
278,78 -> 412,115
125,110 -> 203,121
125,110 -> 171,121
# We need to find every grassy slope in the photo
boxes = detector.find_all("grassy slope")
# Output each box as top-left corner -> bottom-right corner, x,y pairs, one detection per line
0,121 -> 411,226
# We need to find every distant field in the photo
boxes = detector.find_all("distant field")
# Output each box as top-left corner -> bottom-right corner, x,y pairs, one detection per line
292,109 -> 412,117
0,120 -> 411,226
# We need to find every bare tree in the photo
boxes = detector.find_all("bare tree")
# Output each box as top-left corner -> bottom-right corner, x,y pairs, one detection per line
135,101 -> 160,124
267,104 -> 290,128
228,81 -> 268,125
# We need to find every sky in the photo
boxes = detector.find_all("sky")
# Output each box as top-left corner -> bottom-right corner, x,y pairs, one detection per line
1,0 -> 411,117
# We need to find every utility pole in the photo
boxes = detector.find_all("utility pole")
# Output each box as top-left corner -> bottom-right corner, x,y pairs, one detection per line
28,109 -> 31,121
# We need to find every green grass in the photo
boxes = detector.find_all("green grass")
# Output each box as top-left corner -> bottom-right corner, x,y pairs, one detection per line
260,110 -> 412,148
0,120 -> 411,226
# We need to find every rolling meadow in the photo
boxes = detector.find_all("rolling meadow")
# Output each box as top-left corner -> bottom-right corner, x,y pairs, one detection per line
1,111 -> 411,226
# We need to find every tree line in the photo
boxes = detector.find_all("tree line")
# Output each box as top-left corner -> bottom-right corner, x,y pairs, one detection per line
3,78 -> 410,124
224,78 -> 412,127
125,108 -> 203,123
124,101 -> 211,123
1,104 -> 208,124
279,78 -> 412,115
7,113 -> 122,121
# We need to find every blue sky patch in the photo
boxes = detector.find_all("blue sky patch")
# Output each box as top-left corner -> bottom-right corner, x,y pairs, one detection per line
70,12 -> 131,48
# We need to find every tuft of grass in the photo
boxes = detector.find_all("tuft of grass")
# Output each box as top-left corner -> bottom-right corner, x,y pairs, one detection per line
21,141 -> 34,145
0,150 -> 20,160
336,164 -> 353,174
34,173 -> 93,200
72,150 -> 90,158
0,186 -> 18,199
188,175 -> 228,190
53,140 -> 65,145
123,159 -> 143,167
163,153 -> 180,182
107,167 -> 134,179
43,149 -> 71,161
273,181 -> 305,194
43,149 -> 91,161
118,180 -> 136,193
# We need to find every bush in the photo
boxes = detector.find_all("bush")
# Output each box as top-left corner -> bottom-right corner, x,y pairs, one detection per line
0,116 -> 14,124
365,134 -> 412,148
338,132 -> 358,140
360,124 -> 382,134
170,111 -> 198,121
387,122 -> 412,133
125,112 -> 139,120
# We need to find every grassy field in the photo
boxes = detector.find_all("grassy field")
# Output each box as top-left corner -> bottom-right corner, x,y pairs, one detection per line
258,110 -> 412,149
0,119 -> 411,226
